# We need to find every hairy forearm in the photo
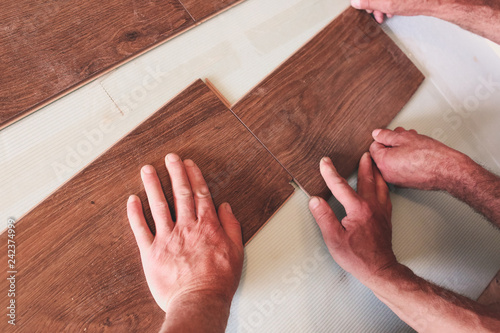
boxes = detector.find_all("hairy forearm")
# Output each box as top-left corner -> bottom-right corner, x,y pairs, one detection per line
160,294 -> 232,333
366,264 -> 500,332
431,0 -> 500,44
445,154 -> 500,228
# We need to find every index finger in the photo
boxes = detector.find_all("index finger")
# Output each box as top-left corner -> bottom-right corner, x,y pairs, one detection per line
320,157 -> 361,213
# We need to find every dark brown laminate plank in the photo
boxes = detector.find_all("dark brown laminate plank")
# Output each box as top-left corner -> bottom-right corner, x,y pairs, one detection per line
0,80 -> 293,332
0,0 -> 246,130
179,0 -> 243,21
231,8 -> 425,199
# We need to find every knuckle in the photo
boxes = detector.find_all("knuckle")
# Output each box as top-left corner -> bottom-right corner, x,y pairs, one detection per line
195,186 -> 211,199
359,200 -> 372,213
152,201 -> 169,211
175,187 -> 193,198
314,206 -> 334,222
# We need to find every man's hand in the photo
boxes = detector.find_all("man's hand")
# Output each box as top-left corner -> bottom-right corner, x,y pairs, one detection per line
350,0 -> 435,23
350,0 -> 500,44
309,153 -> 397,286
309,151 -> 500,332
369,127 -> 469,192
370,127 -> 500,227
127,153 -> 243,332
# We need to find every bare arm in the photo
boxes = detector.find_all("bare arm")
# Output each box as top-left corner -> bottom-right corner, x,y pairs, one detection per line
308,153 -> 500,332
127,154 -> 244,333
351,0 -> 500,44
369,127 -> 500,228
369,264 -> 500,332
448,156 -> 500,227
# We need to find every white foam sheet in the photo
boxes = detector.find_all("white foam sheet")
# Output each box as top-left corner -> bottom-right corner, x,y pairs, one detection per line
228,78 -> 500,332
1,0 -> 499,331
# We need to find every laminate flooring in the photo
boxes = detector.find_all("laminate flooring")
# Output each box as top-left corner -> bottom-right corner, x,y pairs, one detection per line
179,0 -> 243,21
231,8 -> 425,198
0,0 -> 244,130
0,80 -> 293,332
0,8 -> 427,331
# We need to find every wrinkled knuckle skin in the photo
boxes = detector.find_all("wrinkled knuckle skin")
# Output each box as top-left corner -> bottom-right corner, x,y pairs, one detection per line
359,200 -> 373,215
152,201 -> 169,210
195,190 -> 212,199
316,210 -> 333,224
176,188 -> 193,198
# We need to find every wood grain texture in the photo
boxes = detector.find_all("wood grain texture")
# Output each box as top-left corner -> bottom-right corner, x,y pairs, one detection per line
179,0 -> 243,21
0,80 -> 293,332
0,0 -> 245,130
231,8 -> 425,198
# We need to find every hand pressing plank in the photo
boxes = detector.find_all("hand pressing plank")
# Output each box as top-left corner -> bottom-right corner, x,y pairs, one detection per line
127,153 -> 243,333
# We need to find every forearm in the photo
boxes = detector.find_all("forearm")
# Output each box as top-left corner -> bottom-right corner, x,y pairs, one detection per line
445,154 -> 500,228
365,264 -> 500,332
160,293 -> 232,333
431,0 -> 500,44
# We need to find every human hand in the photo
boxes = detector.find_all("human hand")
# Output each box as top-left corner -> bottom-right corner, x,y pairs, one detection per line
350,0 -> 439,23
126,153 -> 244,314
369,127 -> 468,191
309,153 -> 397,285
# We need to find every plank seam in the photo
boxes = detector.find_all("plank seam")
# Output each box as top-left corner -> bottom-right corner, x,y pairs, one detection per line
177,0 -> 197,22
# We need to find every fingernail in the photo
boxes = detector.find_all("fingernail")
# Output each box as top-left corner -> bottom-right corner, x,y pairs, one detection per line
364,152 -> 371,158
351,0 -> 361,9
372,129 -> 381,137
225,203 -> 233,214
309,197 -> 321,209
166,153 -> 180,162
128,195 -> 138,203
184,159 -> 195,167
321,157 -> 332,164
142,165 -> 155,174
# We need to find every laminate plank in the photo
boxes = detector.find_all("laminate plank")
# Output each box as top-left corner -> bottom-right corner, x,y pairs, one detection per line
231,8 -> 425,199
0,0 -> 246,130
0,80 -> 293,332
179,0 -> 243,21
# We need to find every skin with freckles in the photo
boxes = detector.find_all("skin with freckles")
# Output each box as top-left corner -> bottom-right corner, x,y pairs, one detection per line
370,127 -> 500,227
127,134 -> 500,332
350,0 -> 500,44
309,129 -> 500,332
127,153 -> 243,333
309,153 -> 397,284
368,126 -> 467,191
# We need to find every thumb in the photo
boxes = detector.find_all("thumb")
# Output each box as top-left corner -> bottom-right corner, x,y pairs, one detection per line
218,203 -> 243,249
372,128 -> 407,147
351,0 -> 381,10
309,197 -> 344,245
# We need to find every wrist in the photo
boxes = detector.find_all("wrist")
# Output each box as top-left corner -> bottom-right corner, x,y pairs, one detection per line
363,262 -> 413,293
435,150 -> 472,193
162,292 -> 233,333
166,290 -> 233,313
444,153 -> 481,197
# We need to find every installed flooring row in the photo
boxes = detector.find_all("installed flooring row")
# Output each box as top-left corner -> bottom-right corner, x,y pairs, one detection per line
0,0 -> 243,129
0,8 -> 424,332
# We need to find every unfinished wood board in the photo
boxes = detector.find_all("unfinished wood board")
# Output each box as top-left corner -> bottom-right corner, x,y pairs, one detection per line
179,0 -> 243,21
231,8 -> 425,198
0,80 -> 293,332
0,0 -> 245,130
